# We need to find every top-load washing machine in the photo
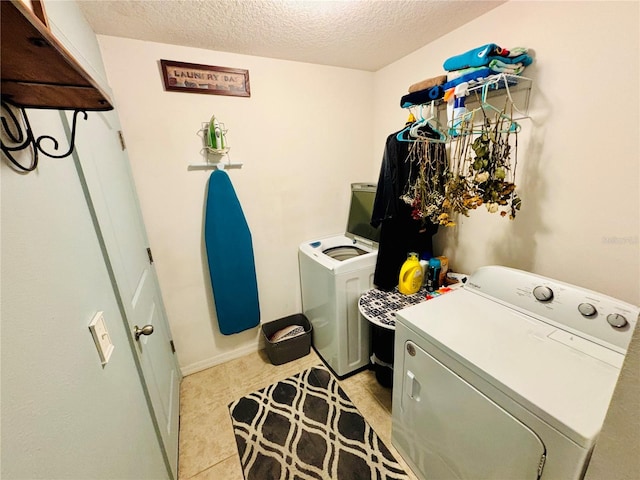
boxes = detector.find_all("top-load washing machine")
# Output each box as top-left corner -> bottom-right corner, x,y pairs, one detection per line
392,266 -> 638,480
299,183 -> 380,377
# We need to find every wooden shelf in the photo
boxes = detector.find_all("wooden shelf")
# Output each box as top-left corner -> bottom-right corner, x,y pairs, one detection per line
0,0 -> 113,111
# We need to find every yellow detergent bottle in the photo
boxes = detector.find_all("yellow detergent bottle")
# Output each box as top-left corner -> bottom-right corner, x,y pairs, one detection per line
398,252 -> 423,295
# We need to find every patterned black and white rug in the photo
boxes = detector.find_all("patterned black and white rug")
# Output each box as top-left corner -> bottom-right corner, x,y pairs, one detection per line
228,365 -> 409,480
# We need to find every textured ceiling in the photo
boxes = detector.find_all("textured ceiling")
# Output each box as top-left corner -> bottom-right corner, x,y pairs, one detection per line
77,0 -> 505,72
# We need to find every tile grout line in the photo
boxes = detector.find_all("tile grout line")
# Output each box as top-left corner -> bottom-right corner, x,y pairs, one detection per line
181,452 -> 239,480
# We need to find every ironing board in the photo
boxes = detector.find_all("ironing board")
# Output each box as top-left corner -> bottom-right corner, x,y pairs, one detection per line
204,170 -> 260,335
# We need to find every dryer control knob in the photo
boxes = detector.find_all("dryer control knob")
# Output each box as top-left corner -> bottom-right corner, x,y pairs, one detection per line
578,303 -> 597,317
607,313 -> 628,329
533,285 -> 554,302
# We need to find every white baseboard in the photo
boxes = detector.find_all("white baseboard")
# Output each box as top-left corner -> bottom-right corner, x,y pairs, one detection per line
180,343 -> 260,376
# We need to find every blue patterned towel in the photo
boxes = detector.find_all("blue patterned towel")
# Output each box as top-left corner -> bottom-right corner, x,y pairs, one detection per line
444,44 -> 533,71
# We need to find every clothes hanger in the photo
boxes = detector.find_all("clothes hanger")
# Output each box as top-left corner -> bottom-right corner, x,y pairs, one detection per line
452,82 -> 520,136
477,82 -> 520,133
396,101 -> 447,143
409,104 -> 430,138
478,72 -> 530,119
396,109 -> 418,142
403,102 -> 447,143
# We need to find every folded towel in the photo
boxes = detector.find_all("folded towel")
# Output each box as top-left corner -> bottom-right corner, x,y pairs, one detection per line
489,59 -> 525,75
401,68 -> 492,108
443,43 -> 499,71
497,47 -> 528,58
441,68 -> 492,91
400,85 -> 445,108
447,66 -> 490,82
444,44 -> 533,71
408,74 -> 448,93
494,53 -> 533,66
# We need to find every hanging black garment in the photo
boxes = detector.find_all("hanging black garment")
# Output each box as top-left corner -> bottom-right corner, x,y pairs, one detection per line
371,131 -> 440,291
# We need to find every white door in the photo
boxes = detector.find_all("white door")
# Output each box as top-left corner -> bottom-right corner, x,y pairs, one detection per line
395,340 -> 546,480
66,110 -> 181,478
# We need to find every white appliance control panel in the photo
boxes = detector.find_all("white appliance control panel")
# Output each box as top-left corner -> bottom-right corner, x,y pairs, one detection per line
465,266 -> 639,353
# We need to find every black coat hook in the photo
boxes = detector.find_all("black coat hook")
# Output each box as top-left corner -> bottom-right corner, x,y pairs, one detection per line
1,99 -> 88,172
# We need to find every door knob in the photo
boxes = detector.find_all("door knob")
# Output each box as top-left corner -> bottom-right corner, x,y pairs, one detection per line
134,324 -> 154,340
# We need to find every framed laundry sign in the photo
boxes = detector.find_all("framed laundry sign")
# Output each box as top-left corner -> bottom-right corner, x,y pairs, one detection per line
160,60 -> 251,97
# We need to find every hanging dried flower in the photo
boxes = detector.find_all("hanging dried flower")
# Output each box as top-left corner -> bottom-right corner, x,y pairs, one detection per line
399,93 -> 523,227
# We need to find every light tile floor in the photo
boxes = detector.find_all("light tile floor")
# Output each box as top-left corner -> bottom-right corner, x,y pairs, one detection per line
177,348 -> 418,480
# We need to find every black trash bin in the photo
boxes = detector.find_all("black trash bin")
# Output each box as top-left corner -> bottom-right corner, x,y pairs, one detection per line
370,323 -> 395,388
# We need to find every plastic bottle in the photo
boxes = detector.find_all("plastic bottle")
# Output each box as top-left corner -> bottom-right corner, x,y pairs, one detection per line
450,96 -> 466,136
419,259 -> 429,286
426,258 -> 442,292
448,82 -> 469,137
453,97 -> 466,122
436,255 -> 449,287
399,252 -> 423,295
419,252 -> 431,286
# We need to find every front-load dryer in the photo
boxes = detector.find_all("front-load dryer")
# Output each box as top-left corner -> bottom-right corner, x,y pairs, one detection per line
299,183 -> 380,377
392,266 -> 638,480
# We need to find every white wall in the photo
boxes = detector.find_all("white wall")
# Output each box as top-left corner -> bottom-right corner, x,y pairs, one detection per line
1,3 -> 170,478
374,0 -> 639,306
96,36 -> 375,373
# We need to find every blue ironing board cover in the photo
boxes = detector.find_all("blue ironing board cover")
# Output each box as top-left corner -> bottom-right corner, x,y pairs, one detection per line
204,170 -> 260,335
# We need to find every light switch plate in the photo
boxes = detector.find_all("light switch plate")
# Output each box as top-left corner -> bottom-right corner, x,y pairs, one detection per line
88,311 -> 114,365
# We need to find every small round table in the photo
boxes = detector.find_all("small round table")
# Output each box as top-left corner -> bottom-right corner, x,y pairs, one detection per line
358,287 -> 430,387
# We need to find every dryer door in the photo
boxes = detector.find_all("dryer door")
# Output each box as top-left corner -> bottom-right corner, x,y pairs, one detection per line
395,340 -> 546,480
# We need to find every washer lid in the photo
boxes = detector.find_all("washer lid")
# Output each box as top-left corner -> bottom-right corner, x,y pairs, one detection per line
345,183 -> 380,247
396,289 -> 625,448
